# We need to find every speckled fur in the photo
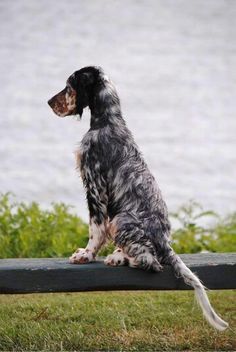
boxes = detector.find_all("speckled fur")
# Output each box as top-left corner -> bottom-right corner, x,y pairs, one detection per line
48,66 -> 228,330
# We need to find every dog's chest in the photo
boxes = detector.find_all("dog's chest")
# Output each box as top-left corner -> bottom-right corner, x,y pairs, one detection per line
75,131 -> 103,182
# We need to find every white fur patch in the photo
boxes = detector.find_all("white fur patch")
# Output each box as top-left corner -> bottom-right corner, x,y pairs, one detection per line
66,92 -> 76,110
102,74 -> 110,82
104,249 -> 126,266
69,248 -> 94,264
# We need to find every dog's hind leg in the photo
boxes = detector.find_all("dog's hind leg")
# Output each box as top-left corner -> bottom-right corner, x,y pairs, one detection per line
104,243 -> 162,272
104,246 -> 160,271
104,248 -> 128,266
113,222 -> 163,272
125,244 -> 163,272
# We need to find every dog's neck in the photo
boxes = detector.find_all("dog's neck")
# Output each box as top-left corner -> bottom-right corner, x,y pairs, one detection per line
89,79 -> 125,130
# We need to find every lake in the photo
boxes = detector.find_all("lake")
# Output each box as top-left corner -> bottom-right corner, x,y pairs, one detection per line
0,0 -> 235,221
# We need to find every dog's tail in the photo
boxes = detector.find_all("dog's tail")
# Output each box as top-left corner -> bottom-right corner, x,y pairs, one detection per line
166,247 -> 228,331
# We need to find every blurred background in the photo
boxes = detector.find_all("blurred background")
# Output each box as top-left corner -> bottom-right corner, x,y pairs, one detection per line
0,0 -> 235,222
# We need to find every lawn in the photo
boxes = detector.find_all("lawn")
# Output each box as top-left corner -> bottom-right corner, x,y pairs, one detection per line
0,290 -> 235,351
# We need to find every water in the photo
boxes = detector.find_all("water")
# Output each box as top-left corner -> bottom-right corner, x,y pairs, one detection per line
0,0 -> 235,221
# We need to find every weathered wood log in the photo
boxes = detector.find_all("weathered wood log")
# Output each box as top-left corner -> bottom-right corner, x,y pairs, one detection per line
0,253 -> 235,294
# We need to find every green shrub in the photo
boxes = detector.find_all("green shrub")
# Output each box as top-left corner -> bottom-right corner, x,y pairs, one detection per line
171,200 -> 236,253
0,193 -> 88,258
0,194 -> 235,258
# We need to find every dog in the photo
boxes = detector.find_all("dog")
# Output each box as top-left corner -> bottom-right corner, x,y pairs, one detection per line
48,66 -> 228,331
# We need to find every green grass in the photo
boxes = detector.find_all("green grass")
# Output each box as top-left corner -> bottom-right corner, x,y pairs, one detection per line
0,291 -> 235,351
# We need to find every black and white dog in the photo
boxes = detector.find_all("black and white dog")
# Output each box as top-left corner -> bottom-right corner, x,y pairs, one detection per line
48,66 -> 228,331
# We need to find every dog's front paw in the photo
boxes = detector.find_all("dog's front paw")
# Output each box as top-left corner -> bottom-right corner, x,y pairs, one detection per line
69,248 -> 95,264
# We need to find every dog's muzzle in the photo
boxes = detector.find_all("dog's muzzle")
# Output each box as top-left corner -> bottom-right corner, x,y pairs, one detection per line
47,97 -> 55,108
48,88 -> 77,117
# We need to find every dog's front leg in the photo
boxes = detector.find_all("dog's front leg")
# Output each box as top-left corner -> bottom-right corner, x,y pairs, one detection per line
69,187 -> 107,264
69,218 -> 107,264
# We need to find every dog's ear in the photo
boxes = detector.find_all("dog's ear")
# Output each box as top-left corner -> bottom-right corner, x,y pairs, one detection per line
74,75 -> 89,117
75,70 -> 98,117
80,71 -> 95,87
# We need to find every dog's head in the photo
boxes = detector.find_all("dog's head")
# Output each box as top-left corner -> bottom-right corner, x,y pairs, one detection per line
48,66 -> 102,117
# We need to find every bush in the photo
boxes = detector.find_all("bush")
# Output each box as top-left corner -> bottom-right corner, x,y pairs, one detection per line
0,193 -> 88,258
171,200 -> 236,253
0,194 -> 235,258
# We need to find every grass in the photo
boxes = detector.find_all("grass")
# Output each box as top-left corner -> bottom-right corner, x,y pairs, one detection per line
0,291 -> 235,351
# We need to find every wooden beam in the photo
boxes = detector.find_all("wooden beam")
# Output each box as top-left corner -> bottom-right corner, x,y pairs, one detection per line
0,253 -> 235,294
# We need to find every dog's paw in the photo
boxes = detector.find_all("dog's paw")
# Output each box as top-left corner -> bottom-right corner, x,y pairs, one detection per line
104,249 -> 127,267
135,254 -> 163,272
69,248 -> 95,264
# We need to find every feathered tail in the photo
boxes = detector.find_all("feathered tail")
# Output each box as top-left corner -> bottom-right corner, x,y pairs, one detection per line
167,249 -> 228,331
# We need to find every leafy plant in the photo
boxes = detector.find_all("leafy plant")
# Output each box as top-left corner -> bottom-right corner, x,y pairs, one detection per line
0,193 -> 88,258
0,194 -> 235,258
170,200 -> 236,253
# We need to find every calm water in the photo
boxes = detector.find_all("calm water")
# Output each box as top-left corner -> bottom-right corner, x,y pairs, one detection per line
0,0 -> 235,221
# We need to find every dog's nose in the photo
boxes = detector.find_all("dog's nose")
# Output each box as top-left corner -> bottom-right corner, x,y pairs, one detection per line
48,98 -> 54,107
